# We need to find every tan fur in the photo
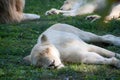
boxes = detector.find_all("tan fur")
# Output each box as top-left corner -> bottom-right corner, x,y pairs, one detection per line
0,0 -> 40,23
24,23 -> 120,69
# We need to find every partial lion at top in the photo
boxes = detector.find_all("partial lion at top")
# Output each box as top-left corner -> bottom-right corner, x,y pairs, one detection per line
46,0 -> 120,22
0,0 -> 40,23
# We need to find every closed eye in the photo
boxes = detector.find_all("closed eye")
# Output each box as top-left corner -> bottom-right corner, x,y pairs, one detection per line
64,1 -> 69,4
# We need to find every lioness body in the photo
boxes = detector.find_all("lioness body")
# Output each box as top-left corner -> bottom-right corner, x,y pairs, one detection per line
46,0 -> 120,22
24,23 -> 120,69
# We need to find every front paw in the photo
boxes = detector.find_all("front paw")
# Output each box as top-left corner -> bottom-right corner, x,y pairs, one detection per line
102,34 -> 120,47
112,57 -> 120,69
105,14 -> 120,23
45,8 -> 60,15
85,15 -> 101,22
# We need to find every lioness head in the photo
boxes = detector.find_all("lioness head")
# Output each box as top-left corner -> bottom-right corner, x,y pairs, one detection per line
23,35 -> 64,69
60,0 -> 80,10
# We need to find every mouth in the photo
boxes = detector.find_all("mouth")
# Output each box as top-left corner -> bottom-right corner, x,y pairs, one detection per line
48,60 -> 55,67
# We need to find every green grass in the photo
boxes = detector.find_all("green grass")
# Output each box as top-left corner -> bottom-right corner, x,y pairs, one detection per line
0,0 -> 120,79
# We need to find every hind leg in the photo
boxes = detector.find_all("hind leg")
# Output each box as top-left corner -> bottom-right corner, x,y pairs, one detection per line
88,44 -> 120,59
82,52 -> 120,68
77,31 -> 120,47
101,34 -> 120,47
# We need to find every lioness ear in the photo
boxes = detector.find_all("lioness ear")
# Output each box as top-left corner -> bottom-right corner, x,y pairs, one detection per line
41,34 -> 49,44
23,55 -> 31,64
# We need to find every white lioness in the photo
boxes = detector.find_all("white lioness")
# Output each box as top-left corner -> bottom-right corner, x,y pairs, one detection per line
45,0 -> 120,22
24,23 -> 120,69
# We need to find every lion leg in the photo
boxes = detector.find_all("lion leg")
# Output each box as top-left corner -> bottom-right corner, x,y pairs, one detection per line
15,0 -> 40,21
82,52 -> 120,68
101,34 -> 120,47
77,31 -> 120,47
22,13 -> 40,21
88,45 -> 120,59
105,4 -> 120,22
45,8 -> 76,16
14,0 -> 40,21
62,4 -> 96,16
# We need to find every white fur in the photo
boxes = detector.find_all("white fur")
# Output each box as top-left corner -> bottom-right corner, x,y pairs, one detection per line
24,23 -> 120,69
45,0 -> 120,22
45,0 -> 105,16
23,13 -> 40,21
